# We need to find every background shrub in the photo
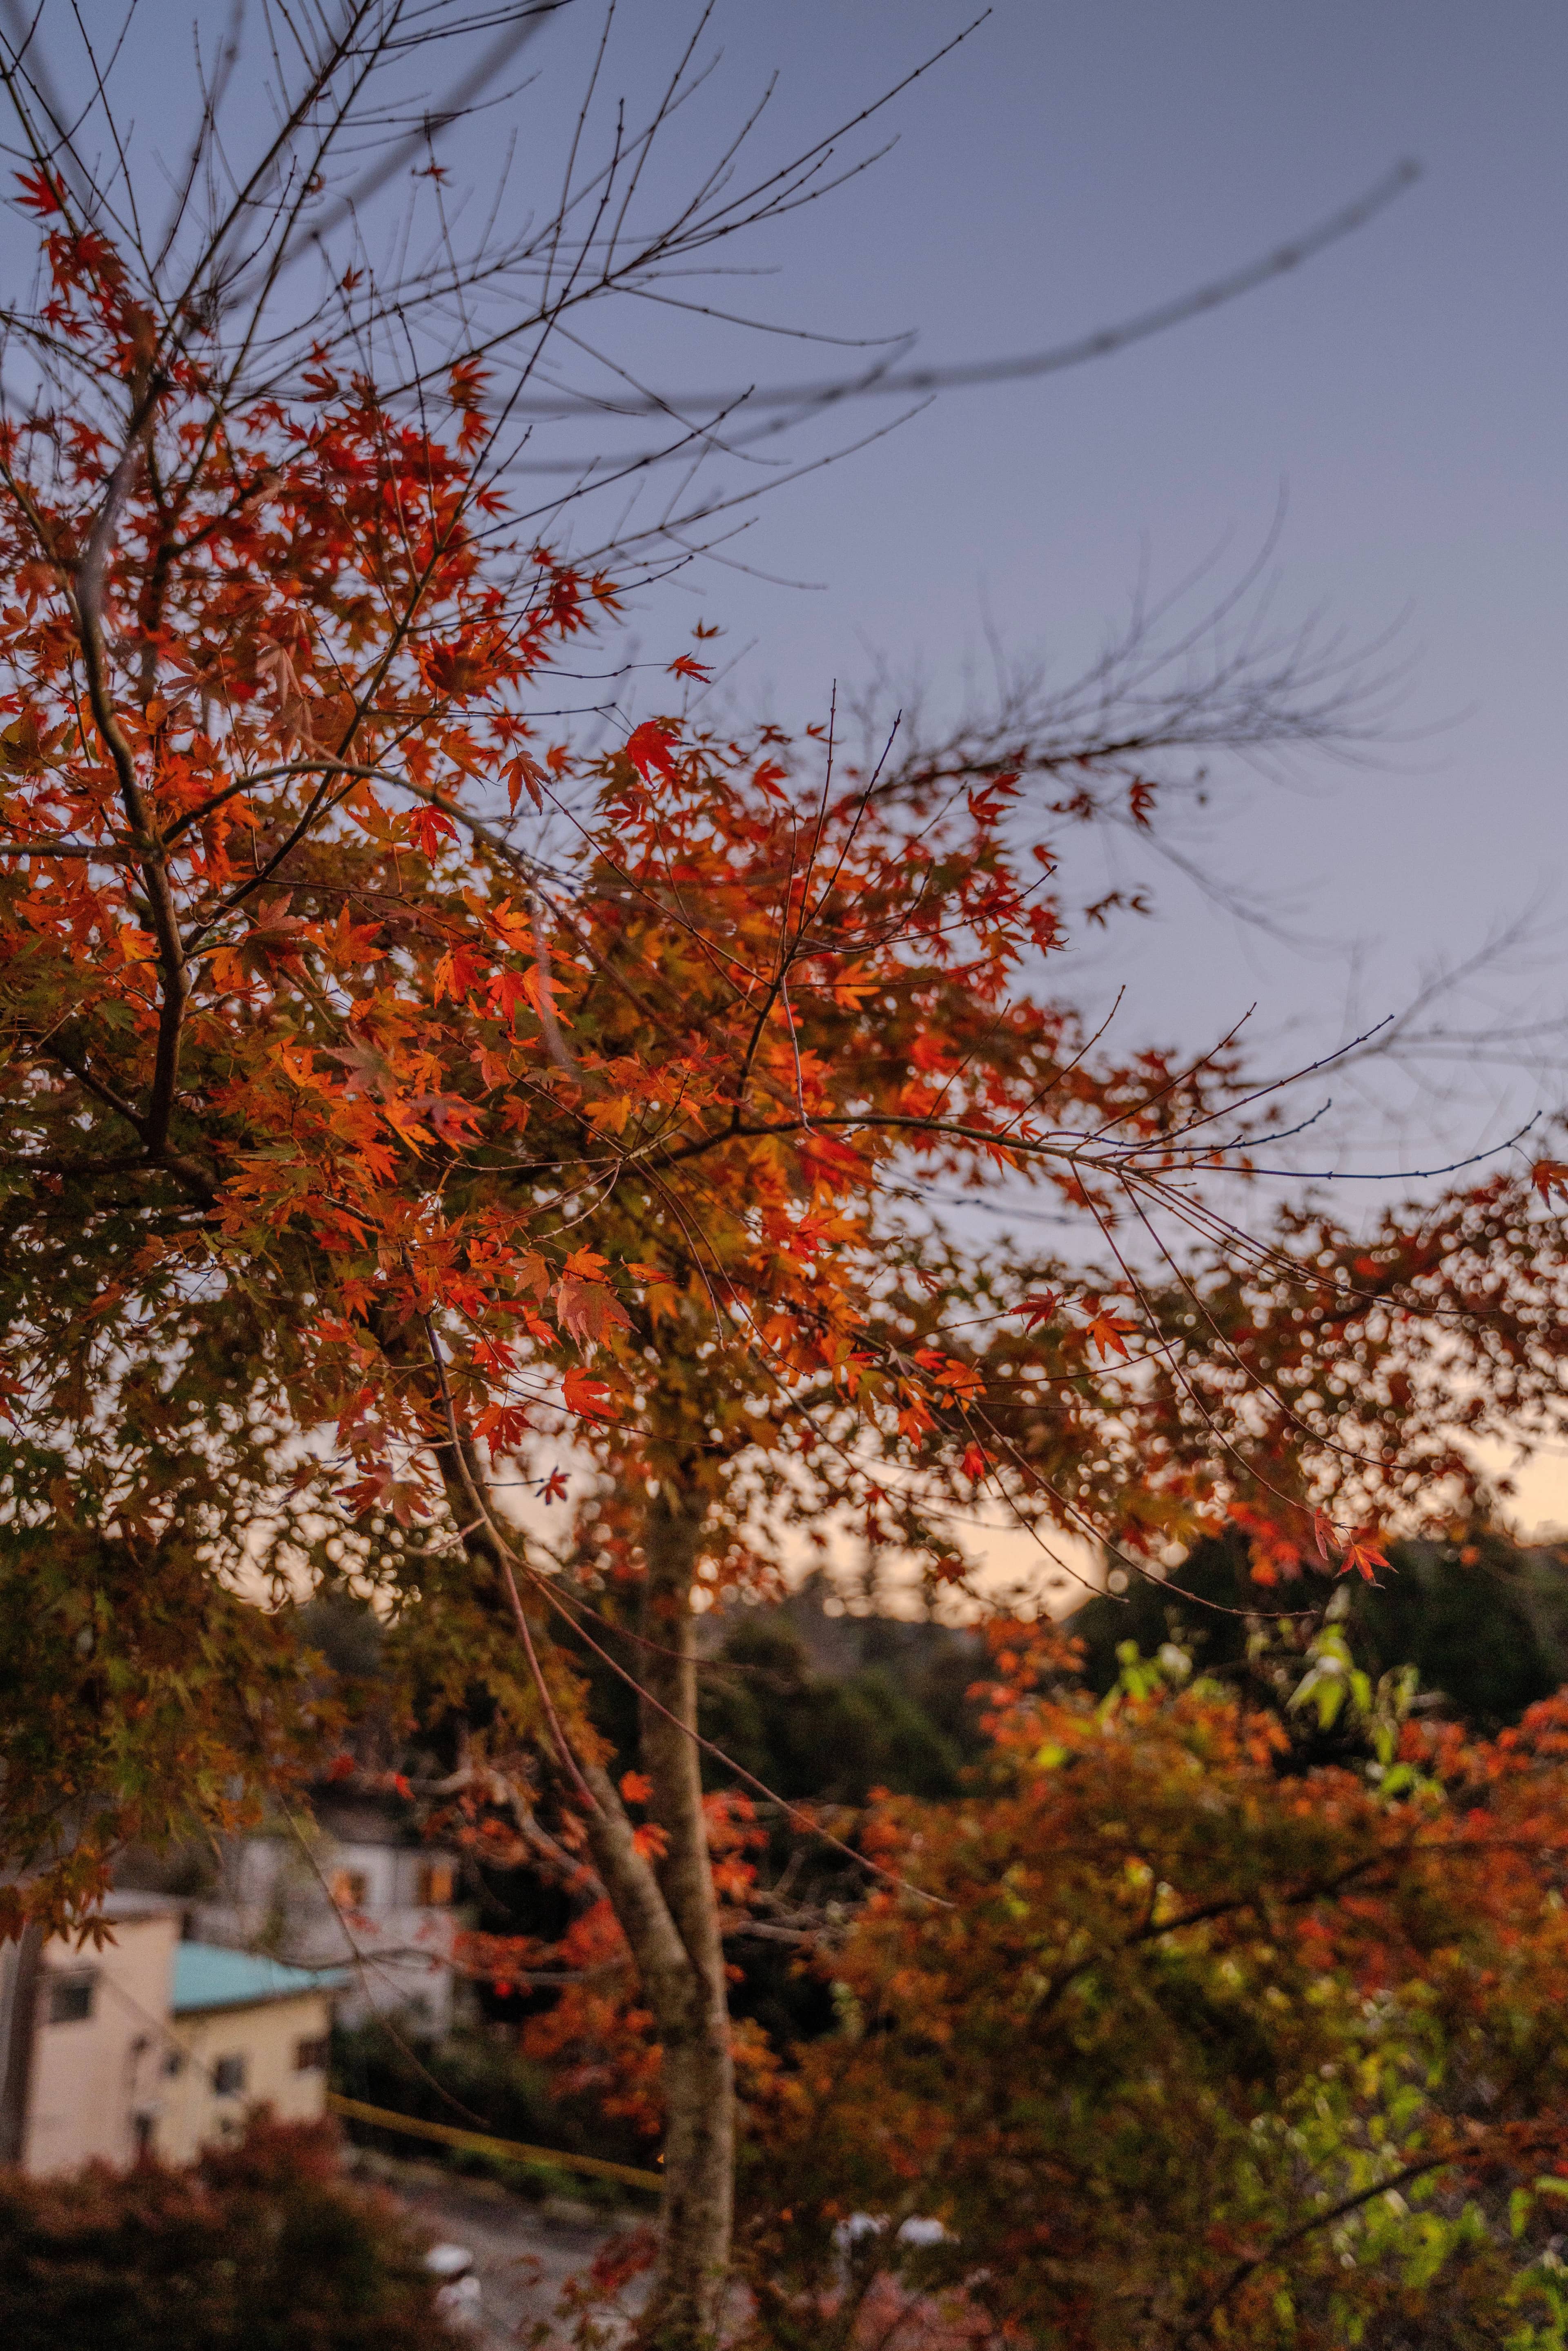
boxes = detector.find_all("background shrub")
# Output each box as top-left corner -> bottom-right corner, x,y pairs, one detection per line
0,2112 -> 459,2351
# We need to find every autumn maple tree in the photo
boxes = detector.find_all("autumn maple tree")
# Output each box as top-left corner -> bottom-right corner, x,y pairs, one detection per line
741,1623 -> 1568,2351
4,11 -> 1568,2347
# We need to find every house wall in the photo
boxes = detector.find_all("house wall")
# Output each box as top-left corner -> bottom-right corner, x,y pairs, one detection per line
159,1990 -> 334,2167
193,1833 -> 460,2032
320,1901 -> 456,2032
23,1911 -> 179,2175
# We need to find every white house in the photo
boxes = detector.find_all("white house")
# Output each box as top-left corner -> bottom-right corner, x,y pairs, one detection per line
190,1802 -> 462,2035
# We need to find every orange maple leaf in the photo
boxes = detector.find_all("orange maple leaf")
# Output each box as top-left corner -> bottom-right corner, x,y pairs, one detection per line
1342,1536 -> 1390,1582
1083,1310 -> 1136,1361
557,1274 -> 631,1353
406,804 -> 457,858
562,1365 -> 612,1420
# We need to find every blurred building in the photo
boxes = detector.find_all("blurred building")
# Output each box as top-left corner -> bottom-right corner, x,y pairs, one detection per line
10,1891 -> 344,2175
190,1798 -> 462,2035
160,1942 -> 344,2164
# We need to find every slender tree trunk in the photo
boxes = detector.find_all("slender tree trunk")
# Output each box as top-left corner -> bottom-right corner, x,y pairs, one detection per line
430,1404 -> 733,2347
629,1487 -> 734,2347
0,1918 -> 42,2167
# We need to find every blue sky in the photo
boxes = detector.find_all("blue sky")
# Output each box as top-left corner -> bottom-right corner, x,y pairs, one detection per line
7,2 -> 1565,1531
656,2 -> 1568,1160
16,0 -> 1564,1127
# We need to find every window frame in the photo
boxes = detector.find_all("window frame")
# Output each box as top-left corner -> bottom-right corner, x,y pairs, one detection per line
416,1859 -> 456,1907
212,2052 -> 247,2098
45,1971 -> 97,2026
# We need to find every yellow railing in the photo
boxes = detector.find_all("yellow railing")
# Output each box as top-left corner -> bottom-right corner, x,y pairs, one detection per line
326,2091 -> 662,2191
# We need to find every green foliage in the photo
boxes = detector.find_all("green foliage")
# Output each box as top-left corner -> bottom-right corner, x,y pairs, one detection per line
741,1630 -> 1568,2349
1070,1527 -> 1568,1737
701,1613 -> 976,1805
0,2114 -> 458,2351
0,1524 -> 326,1935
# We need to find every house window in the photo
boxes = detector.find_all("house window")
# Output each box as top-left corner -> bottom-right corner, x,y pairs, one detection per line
212,2054 -> 247,2097
417,1860 -> 455,1907
294,2036 -> 329,2073
163,2050 -> 185,2078
329,1867 -> 369,1910
47,1972 -> 96,2025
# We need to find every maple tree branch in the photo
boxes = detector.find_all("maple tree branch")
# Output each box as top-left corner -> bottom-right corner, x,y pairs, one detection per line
32,1034 -> 151,1138
418,1300 -> 600,1819
414,1318 -> 715,2049
653,1105 -> 1089,1174
0,1149 -> 162,1179
0,1119 -> 214,1199
0,836 -> 138,860
1033,1845 -> 1396,2025
523,1550 -> 953,1909
156,759 -> 396,851
183,773 -> 362,947
635,1484 -> 730,1990
1172,2150 -> 1454,2347
505,160 -> 1420,427
74,405 -> 189,1155
273,1804 -> 506,2139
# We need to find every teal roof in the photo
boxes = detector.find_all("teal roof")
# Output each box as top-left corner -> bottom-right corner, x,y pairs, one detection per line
172,1942 -> 348,2014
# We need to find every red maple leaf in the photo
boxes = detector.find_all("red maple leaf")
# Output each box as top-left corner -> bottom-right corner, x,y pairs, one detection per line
506,754 -> 546,812
406,804 -> 458,857
624,720 -> 679,782
15,169 -> 65,216
1342,1537 -> 1390,1583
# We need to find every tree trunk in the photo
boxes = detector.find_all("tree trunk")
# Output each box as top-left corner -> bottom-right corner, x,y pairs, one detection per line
629,1487 -> 734,2347
432,1411 -> 733,2347
0,1918 -> 42,2166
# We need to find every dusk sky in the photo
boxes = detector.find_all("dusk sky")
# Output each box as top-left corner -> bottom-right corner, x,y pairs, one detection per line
626,2 -> 1568,1158
9,1 -> 1566,1533
515,2 -> 1566,1529
31,0 -> 1566,1124
517,1 -> 1568,1529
